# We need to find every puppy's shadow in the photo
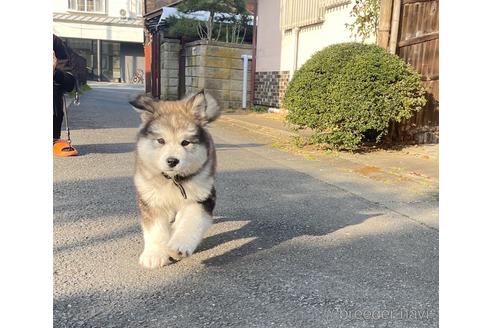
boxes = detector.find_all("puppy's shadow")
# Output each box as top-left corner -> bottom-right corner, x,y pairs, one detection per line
196,168 -> 381,267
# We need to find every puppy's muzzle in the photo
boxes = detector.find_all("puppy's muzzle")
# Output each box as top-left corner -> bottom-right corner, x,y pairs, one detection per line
167,157 -> 180,168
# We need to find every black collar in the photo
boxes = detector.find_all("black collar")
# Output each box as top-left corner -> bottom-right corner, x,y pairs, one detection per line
161,157 -> 211,199
161,168 -> 204,200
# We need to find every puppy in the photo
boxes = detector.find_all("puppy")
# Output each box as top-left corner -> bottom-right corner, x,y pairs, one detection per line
130,90 -> 220,268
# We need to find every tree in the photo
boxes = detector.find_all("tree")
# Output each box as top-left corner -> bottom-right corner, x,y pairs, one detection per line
345,0 -> 380,43
177,0 -> 248,42
215,11 -> 250,43
165,15 -> 203,41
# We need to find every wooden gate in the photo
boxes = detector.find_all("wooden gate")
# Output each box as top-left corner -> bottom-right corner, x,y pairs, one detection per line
379,0 -> 439,143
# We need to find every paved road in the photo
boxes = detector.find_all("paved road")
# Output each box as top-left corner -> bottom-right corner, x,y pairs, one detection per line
54,85 -> 438,327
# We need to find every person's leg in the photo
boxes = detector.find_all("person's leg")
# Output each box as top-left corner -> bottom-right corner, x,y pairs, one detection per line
53,112 -> 63,141
53,88 -> 64,141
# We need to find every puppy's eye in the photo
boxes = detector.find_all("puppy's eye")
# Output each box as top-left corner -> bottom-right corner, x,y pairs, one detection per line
181,140 -> 191,146
156,138 -> 165,145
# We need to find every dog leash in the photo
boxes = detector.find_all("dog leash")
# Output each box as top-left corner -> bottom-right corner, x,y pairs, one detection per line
161,172 -> 187,199
62,77 -> 80,148
172,178 -> 187,199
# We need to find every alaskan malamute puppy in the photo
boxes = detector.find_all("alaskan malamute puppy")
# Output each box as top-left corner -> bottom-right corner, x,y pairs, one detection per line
130,90 -> 221,269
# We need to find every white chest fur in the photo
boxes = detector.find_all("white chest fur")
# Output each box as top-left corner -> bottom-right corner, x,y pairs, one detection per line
135,166 -> 214,213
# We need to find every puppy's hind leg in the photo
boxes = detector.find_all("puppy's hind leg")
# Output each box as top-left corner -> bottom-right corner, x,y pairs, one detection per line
139,217 -> 173,269
167,203 -> 212,260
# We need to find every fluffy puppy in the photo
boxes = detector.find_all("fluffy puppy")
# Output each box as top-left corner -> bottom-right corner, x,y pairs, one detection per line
130,90 -> 220,268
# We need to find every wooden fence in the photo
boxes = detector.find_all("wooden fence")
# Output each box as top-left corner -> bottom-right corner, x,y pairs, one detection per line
380,0 -> 439,143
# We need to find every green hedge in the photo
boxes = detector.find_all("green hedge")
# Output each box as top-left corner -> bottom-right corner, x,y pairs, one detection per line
284,43 -> 427,150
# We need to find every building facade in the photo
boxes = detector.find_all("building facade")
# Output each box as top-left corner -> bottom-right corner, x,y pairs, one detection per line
254,0 -> 375,108
53,0 -> 145,83
253,0 -> 288,108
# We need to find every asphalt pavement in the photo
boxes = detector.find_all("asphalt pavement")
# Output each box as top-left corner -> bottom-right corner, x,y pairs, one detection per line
53,84 -> 438,328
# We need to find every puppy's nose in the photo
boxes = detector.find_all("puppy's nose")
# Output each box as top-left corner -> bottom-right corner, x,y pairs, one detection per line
167,157 -> 180,168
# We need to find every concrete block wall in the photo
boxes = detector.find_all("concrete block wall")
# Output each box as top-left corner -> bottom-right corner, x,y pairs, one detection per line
184,40 -> 253,109
160,38 -> 180,100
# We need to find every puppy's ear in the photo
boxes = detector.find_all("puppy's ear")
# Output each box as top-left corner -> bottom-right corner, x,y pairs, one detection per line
129,94 -> 156,122
185,90 -> 221,125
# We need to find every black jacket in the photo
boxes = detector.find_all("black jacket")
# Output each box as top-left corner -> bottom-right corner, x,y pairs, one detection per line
53,35 -> 75,116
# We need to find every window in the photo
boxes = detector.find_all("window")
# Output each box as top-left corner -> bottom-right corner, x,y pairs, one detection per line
68,0 -> 106,13
64,38 -> 99,79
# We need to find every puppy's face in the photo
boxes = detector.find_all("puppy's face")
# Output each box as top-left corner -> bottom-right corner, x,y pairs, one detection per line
131,91 -> 220,177
137,112 -> 209,177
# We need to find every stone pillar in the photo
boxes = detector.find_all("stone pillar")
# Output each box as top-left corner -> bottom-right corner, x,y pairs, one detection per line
160,39 -> 180,100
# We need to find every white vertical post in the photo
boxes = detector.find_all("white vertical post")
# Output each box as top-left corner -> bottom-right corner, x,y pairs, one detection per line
292,27 -> 300,74
241,54 -> 252,109
97,39 -> 102,81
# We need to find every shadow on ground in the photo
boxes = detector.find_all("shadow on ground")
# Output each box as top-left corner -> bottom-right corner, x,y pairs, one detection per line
54,225 -> 438,328
74,142 -> 136,155
200,168 -> 383,266
53,166 -> 432,265
54,168 -> 376,257
63,88 -> 141,130
215,143 -> 265,150
71,142 -> 264,156
53,167 -> 438,327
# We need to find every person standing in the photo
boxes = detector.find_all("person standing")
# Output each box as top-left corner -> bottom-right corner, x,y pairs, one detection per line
53,34 -> 77,156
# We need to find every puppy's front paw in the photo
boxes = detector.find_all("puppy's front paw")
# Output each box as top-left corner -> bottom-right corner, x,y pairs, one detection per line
167,237 -> 198,261
139,249 -> 172,269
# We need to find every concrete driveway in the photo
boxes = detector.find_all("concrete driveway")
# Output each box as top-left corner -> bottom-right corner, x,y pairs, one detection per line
54,84 -> 438,327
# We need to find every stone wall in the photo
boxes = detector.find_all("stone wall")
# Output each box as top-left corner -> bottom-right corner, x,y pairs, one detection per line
184,40 -> 253,109
160,38 -> 180,100
159,39 -> 254,108
254,71 -> 290,108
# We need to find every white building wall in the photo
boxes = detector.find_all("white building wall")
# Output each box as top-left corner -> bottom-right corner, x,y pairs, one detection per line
279,1 -> 376,77
53,0 -> 141,17
256,0 -> 282,72
296,24 -> 324,70
52,0 -> 143,43
52,0 -> 68,13
108,0 -> 142,18
280,29 -> 294,73
53,22 -> 143,43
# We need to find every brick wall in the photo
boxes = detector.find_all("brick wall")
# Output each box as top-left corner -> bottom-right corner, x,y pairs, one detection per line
254,71 -> 289,108
278,71 -> 290,108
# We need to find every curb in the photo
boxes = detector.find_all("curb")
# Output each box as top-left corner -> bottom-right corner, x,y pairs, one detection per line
219,114 -> 438,189
220,115 -> 297,140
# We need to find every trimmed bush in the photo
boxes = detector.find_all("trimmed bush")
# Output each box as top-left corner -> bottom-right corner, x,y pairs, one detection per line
284,43 -> 427,150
